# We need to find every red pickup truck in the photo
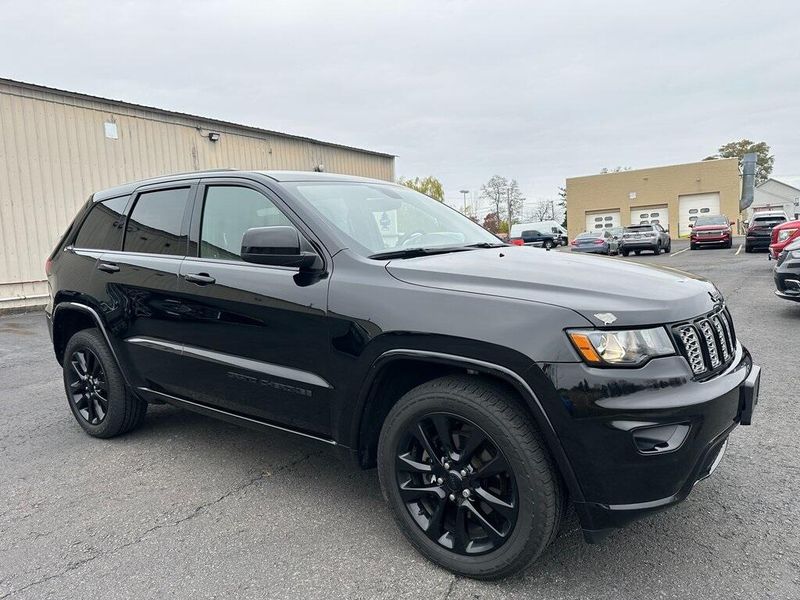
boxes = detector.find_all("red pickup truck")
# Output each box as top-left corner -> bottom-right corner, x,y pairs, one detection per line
769,220 -> 800,260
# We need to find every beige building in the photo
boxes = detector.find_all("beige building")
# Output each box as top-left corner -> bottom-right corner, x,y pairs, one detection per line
0,78 -> 395,311
566,158 -> 741,242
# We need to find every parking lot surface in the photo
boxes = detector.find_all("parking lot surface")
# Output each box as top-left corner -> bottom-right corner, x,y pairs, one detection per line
1,239 -> 798,599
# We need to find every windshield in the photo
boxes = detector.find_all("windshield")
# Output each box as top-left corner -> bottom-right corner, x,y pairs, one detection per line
286,182 -> 501,257
694,216 -> 727,226
577,231 -> 602,238
625,225 -> 654,232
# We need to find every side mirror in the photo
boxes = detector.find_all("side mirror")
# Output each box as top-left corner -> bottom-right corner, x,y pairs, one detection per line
241,226 -> 318,269
688,223 -> 694,228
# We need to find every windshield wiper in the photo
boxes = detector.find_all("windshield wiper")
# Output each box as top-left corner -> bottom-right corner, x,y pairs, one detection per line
368,246 -> 475,260
463,241 -> 507,248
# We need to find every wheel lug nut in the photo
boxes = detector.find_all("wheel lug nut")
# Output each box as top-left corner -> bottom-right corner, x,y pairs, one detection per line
436,477 -> 443,485
460,470 -> 467,477
444,462 -> 450,470
462,489 -> 471,498
448,493 -> 456,501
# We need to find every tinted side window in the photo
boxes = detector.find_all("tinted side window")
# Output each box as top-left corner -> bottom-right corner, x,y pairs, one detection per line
200,185 -> 293,262
73,196 -> 129,250
124,188 -> 191,256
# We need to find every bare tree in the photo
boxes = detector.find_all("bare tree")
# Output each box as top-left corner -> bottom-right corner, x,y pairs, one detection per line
525,200 -> 551,222
480,175 -> 508,221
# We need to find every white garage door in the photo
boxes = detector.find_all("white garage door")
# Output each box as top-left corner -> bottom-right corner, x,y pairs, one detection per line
630,206 -> 669,228
585,210 -> 620,232
678,193 -> 720,237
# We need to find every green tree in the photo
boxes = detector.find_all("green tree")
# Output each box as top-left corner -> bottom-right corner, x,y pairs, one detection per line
703,139 -> 774,185
398,176 -> 445,201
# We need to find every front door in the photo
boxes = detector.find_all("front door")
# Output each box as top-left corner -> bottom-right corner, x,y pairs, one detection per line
173,179 -> 333,436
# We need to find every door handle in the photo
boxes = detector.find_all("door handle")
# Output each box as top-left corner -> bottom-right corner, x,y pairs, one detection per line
97,262 -> 120,273
184,273 -> 216,286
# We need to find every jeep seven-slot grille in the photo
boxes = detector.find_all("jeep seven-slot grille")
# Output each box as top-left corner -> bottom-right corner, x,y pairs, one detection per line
673,307 -> 737,377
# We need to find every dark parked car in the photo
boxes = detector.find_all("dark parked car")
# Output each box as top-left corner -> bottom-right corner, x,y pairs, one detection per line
46,170 -> 759,579
690,215 -> 733,249
773,238 -> 800,302
570,230 -> 619,255
509,229 -> 557,249
745,211 -> 787,253
620,223 -> 671,256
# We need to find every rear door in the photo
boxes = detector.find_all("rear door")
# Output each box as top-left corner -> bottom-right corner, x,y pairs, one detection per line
173,178 -> 333,435
97,182 -> 197,396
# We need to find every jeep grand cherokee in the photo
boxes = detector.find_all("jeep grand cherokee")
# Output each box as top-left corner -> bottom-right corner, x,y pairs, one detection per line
45,170 -> 760,579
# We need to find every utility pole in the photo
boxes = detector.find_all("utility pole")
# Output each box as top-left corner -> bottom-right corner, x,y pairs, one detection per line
459,189 -> 469,213
506,188 -> 513,238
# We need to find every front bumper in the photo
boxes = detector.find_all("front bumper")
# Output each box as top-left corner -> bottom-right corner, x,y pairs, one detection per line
537,343 -> 757,541
774,263 -> 800,301
691,233 -> 730,246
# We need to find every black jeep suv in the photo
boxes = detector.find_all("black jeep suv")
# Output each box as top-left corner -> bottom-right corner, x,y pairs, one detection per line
46,170 -> 760,579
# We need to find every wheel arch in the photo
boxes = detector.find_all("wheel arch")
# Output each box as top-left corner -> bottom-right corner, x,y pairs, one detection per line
352,349 -> 585,503
52,302 -> 131,386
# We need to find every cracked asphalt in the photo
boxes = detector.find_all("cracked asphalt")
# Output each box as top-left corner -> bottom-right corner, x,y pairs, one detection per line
1,239 -> 798,599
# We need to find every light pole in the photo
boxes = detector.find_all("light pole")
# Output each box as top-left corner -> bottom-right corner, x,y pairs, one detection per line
459,189 -> 469,213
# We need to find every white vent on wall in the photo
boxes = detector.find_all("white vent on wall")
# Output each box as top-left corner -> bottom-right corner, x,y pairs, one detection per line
104,122 -> 118,140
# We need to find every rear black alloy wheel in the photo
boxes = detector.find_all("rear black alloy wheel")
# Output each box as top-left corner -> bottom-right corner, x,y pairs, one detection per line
67,348 -> 109,425
395,413 -> 518,556
62,329 -> 147,438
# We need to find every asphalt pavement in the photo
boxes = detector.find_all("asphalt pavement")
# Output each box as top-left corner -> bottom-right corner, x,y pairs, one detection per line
1,239 -> 798,599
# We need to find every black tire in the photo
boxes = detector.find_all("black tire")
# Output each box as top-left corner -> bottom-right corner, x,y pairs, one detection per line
665,241 -> 671,253
690,243 -> 697,250
621,249 -> 629,257
634,250 -> 641,256
63,329 -> 147,438
377,375 -> 563,580
653,243 -> 661,255
745,244 -> 753,253
544,240 -> 553,250
725,240 -> 733,249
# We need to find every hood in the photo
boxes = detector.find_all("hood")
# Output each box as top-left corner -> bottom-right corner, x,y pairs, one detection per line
386,247 -> 719,327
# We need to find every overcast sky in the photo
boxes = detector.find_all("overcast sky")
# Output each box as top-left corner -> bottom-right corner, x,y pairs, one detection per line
1,0 -> 798,213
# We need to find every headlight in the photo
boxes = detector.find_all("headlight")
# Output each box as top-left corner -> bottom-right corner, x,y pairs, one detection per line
778,229 -> 797,242
567,327 -> 675,366
790,250 -> 800,259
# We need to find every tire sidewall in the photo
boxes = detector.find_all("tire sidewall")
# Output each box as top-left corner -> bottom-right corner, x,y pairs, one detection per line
378,381 -> 557,578
63,329 -> 128,438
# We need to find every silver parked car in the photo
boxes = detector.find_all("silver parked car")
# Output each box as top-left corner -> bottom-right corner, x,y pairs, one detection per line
620,224 -> 671,256
570,230 -> 620,255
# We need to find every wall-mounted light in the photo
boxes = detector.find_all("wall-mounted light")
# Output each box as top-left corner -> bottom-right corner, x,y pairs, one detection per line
208,132 -> 221,142
314,164 -> 325,172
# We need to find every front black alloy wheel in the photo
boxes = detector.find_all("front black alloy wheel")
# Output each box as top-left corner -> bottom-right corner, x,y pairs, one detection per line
378,375 -> 563,579
395,413 -> 518,556
67,348 -> 109,425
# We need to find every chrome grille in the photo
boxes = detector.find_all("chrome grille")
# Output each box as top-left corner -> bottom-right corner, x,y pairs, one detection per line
673,307 -> 737,376
677,326 -> 705,374
711,315 -> 730,361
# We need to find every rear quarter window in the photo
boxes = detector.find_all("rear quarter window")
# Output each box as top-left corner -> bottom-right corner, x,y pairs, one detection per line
73,196 -> 129,250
